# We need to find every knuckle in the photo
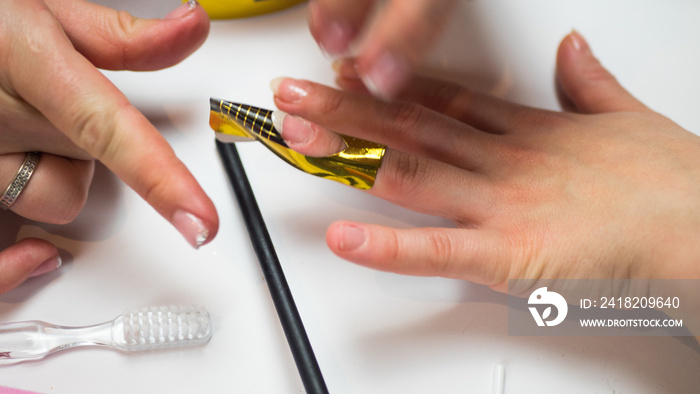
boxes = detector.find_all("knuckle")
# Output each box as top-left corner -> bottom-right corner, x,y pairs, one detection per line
384,230 -> 402,265
318,87 -> 345,115
54,190 -> 88,224
425,231 -> 456,275
116,10 -> 137,39
69,104 -> 119,161
381,151 -> 428,196
52,167 -> 93,224
44,181 -> 90,225
384,102 -> 426,139
114,10 -> 137,68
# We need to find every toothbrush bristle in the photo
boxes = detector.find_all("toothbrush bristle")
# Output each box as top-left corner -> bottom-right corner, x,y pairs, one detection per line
119,305 -> 211,350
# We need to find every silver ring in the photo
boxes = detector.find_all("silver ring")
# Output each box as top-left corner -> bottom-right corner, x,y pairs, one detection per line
0,152 -> 41,210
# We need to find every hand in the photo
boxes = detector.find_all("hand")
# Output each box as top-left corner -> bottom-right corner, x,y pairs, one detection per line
0,0 -> 217,294
271,32 -> 700,332
307,0 -> 457,100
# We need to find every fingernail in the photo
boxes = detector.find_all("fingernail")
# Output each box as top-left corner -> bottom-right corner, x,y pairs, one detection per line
172,210 -> 210,249
361,52 -> 411,100
272,111 -> 315,146
270,77 -> 310,104
320,20 -> 354,57
270,77 -> 284,95
165,0 -> 198,19
339,224 -> 366,251
271,110 -> 288,135
30,256 -> 62,278
569,30 -> 592,55
309,1 -> 354,56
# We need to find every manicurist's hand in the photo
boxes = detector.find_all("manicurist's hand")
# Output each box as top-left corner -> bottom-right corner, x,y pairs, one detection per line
0,0 -> 217,294
271,31 -> 700,333
307,0 -> 457,100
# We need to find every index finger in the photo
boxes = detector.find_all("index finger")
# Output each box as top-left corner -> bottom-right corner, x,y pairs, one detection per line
354,0 -> 458,99
308,0 -> 375,56
5,2 -> 217,248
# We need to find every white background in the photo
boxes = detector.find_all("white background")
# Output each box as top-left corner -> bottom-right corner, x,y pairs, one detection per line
1,0 -> 699,393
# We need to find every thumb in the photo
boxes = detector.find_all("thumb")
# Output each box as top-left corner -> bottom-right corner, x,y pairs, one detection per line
556,31 -> 649,114
46,0 -> 210,71
0,239 -> 62,294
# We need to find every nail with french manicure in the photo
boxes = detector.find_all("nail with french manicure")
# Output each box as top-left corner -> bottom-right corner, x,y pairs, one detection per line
165,0 -> 199,19
29,256 -> 62,278
172,210 -> 210,249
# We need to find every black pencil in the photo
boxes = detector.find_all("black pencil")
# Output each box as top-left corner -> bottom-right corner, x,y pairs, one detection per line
216,140 -> 329,394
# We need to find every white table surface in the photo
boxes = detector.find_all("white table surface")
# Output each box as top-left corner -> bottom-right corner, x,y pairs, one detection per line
1,1 -> 699,393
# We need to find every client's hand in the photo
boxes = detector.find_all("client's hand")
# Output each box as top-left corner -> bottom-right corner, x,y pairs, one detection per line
0,0 -> 217,294
270,32 -> 700,334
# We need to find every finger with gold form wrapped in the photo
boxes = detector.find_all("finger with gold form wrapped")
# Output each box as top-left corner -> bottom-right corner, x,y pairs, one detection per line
209,99 -> 385,190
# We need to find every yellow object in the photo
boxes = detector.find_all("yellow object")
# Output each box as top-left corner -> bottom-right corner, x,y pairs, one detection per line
192,0 -> 308,19
210,99 -> 386,190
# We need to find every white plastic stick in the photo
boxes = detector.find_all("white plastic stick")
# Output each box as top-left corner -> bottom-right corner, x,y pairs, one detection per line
492,362 -> 506,394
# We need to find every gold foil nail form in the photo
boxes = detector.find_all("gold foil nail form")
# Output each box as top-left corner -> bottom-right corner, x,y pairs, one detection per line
210,99 -> 386,190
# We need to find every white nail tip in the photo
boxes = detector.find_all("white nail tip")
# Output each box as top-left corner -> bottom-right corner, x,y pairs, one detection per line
270,77 -> 284,94
271,111 -> 288,136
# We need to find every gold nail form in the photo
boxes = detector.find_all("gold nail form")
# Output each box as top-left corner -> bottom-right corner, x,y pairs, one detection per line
209,99 -> 385,190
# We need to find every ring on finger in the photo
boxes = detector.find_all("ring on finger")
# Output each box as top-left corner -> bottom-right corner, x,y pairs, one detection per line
0,152 -> 41,210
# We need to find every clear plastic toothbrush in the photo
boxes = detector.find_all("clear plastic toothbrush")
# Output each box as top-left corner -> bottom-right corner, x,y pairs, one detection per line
0,305 -> 212,365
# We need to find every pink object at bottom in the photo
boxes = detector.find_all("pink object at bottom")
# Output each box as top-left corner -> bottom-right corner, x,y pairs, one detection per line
0,387 -> 41,394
